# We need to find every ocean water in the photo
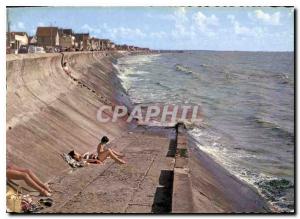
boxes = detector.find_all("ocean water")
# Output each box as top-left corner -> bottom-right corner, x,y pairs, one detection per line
116,51 -> 294,212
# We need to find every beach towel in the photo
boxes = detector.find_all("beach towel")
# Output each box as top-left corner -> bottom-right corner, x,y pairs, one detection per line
61,153 -> 86,168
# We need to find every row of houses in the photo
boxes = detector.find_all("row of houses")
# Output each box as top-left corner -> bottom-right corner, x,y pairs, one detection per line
6,26 -> 150,53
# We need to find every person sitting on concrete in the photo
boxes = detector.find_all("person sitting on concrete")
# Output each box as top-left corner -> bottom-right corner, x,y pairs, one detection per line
68,136 -> 126,165
62,62 -> 71,75
7,164 -> 51,197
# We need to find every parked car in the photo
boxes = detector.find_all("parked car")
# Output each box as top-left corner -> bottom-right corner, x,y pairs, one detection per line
45,46 -> 55,53
18,45 -> 28,54
28,46 -> 46,54
60,47 -> 67,52
28,45 -> 35,53
36,47 -> 46,53
54,46 -> 61,53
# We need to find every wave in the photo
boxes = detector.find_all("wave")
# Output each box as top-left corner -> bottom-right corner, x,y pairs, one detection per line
276,73 -> 294,85
154,81 -> 172,90
188,125 -> 294,212
199,63 -> 209,68
175,64 -> 194,74
249,116 -> 294,140
255,178 -> 294,212
116,51 -> 294,212
174,64 -> 203,81
243,70 -> 293,85
119,54 -> 160,65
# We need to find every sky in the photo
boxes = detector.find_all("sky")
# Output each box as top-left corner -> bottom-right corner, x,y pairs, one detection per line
7,7 -> 294,51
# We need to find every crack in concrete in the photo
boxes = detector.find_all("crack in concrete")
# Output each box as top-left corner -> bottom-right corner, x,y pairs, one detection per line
55,161 -> 116,212
124,155 -> 157,213
128,203 -> 152,207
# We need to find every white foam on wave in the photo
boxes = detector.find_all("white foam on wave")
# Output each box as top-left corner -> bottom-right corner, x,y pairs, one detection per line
189,127 -> 268,182
118,54 -> 161,65
116,54 -> 161,93
188,126 -> 293,212
115,51 -> 294,212
117,67 -> 134,91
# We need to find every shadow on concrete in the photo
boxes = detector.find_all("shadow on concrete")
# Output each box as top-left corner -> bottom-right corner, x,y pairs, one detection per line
151,170 -> 174,213
166,138 -> 176,157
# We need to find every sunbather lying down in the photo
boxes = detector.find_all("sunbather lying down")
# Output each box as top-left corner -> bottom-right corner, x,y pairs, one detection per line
7,164 -> 51,197
68,136 -> 126,165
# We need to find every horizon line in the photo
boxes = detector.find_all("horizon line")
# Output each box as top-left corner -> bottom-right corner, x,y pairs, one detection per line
152,49 -> 294,52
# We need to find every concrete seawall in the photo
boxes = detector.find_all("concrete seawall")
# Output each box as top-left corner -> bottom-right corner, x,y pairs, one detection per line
173,124 -> 270,213
7,51 -> 130,182
6,51 -> 270,213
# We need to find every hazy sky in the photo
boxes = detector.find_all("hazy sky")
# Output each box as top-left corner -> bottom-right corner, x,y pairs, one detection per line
7,7 -> 294,51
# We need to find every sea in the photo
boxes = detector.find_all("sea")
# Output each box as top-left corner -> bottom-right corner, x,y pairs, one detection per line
115,51 -> 294,212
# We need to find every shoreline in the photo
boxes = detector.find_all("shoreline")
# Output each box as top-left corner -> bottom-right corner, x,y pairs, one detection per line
6,51 -> 271,213
188,138 -> 270,212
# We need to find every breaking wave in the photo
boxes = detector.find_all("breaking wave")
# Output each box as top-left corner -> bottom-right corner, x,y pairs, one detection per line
175,64 -> 194,74
188,125 -> 294,213
116,51 -> 294,213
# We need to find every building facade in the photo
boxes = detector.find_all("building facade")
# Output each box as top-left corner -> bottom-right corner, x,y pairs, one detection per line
36,27 -> 60,48
74,33 -> 90,51
59,29 -> 75,50
6,32 -> 28,53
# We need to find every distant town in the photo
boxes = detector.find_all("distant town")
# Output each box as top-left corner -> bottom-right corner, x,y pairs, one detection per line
6,26 -> 151,54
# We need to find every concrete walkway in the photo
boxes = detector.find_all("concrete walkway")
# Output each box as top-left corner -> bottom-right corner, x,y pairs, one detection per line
42,126 -> 176,213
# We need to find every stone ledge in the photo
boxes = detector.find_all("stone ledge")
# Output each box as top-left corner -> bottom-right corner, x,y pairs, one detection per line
172,167 -> 193,213
171,123 -> 194,213
174,156 -> 188,169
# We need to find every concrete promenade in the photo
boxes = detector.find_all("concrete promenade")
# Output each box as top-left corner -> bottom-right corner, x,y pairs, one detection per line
7,51 -> 270,213
42,126 -> 176,213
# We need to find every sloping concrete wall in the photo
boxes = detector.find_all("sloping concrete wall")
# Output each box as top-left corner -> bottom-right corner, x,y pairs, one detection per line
6,52 -> 130,181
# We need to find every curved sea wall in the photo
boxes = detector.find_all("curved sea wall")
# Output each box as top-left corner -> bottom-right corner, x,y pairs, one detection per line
6,51 -> 269,213
6,51 -> 131,182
